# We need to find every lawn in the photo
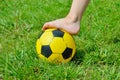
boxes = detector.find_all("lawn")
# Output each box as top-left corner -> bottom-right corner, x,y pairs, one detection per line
0,0 -> 120,80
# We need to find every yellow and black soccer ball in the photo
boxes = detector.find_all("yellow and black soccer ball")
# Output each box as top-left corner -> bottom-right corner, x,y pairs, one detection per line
36,29 -> 76,63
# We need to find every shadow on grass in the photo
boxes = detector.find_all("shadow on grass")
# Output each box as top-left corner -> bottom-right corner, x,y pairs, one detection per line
71,49 -> 86,64
71,42 -> 99,65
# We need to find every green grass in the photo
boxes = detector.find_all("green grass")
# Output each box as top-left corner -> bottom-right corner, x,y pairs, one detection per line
0,0 -> 120,80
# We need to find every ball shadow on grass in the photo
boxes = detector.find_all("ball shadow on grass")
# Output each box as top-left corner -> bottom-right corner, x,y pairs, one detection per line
71,49 -> 86,64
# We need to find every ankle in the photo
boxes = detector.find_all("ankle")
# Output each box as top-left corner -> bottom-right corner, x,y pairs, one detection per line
66,14 -> 81,23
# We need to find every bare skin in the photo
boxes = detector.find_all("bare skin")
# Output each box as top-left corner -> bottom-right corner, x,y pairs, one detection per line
42,0 -> 90,34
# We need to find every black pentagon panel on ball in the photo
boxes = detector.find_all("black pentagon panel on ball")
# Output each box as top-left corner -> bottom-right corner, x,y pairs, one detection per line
52,30 -> 64,37
41,45 -> 52,58
62,47 -> 72,59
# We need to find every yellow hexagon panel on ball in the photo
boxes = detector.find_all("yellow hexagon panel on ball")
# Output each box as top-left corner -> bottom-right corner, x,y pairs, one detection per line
36,29 -> 76,64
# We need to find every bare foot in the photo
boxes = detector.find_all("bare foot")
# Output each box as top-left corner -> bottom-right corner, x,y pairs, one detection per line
42,16 -> 80,35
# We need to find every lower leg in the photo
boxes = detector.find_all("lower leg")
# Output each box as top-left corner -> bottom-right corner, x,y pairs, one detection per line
42,0 -> 90,34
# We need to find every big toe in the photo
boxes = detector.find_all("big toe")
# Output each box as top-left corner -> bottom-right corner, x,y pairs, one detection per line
42,22 -> 54,30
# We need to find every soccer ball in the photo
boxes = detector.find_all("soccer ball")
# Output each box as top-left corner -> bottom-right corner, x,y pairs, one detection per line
36,29 -> 76,63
